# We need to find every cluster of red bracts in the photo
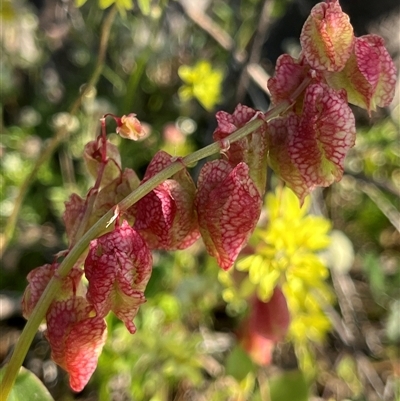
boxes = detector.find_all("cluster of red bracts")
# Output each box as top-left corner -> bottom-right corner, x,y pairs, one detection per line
21,0 -> 396,392
267,0 -> 396,203
21,105 -> 265,391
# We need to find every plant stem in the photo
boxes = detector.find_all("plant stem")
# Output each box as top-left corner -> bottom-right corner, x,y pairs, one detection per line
0,6 -> 118,258
0,75 -> 311,399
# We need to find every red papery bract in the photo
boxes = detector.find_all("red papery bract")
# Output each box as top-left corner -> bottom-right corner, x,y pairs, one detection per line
269,83 -> 356,204
45,297 -> 107,392
90,167 -> 141,226
213,104 -> 268,196
134,150 -> 200,250
267,115 -> 309,202
325,34 -> 397,113
22,263 -> 84,319
195,160 -> 262,270
240,288 -> 290,366
300,0 -> 354,72
267,54 -> 309,108
63,193 -> 86,246
83,140 -> 122,188
84,221 -> 152,334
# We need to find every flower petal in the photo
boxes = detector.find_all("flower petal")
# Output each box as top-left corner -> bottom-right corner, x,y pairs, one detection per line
267,54 -> 309,107
63,193 -> 86,246
267,115 -> 309,202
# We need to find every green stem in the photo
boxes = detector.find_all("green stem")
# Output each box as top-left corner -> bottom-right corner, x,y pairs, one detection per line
0,74 -> 311,399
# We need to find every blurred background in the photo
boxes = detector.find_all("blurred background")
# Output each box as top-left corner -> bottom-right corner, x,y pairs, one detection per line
1,0 -> 399,400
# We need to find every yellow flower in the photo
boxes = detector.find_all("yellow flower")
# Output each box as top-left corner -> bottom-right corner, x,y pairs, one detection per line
178,60 -> 223,111
220,186 -> 334,372
75,0 -> 133,16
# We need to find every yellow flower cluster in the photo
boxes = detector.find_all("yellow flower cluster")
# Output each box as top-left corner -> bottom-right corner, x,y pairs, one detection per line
178,60 -> 223,111
219,187 -> 334,370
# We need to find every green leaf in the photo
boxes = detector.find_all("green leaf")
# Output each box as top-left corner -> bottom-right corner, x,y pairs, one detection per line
225,345 -> 255,381
0,367 -> 54,401
137,0 -> 150,15
362,253 -> 386,301
269,370 -> 309,401
75,0 -> 88,6
386,300 -> 400,343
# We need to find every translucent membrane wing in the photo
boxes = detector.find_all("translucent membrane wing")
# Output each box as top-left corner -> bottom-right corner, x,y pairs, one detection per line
195,160 -> 262,270
85,221 -> 152,333
288,83 -> 356,198
267,54 -> 309,106
268,83 -> 356,203
325,35 -> 397,113
83,140 -> 121,187
213,104 -> 268,196
300,0 -> 354,72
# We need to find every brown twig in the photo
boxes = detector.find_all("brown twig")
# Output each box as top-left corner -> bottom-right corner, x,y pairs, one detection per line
0,6 -> 118,258
236,0 -> 276,102
179,0 -> 234,52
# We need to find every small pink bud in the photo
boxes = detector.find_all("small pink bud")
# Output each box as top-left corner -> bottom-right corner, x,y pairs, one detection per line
116,113 -> 148,141
240,328 -> 275,366
195,160 -> 262,270
300,0 -> 354,72
45,297 -> 107,392
84,221 -> 152,334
